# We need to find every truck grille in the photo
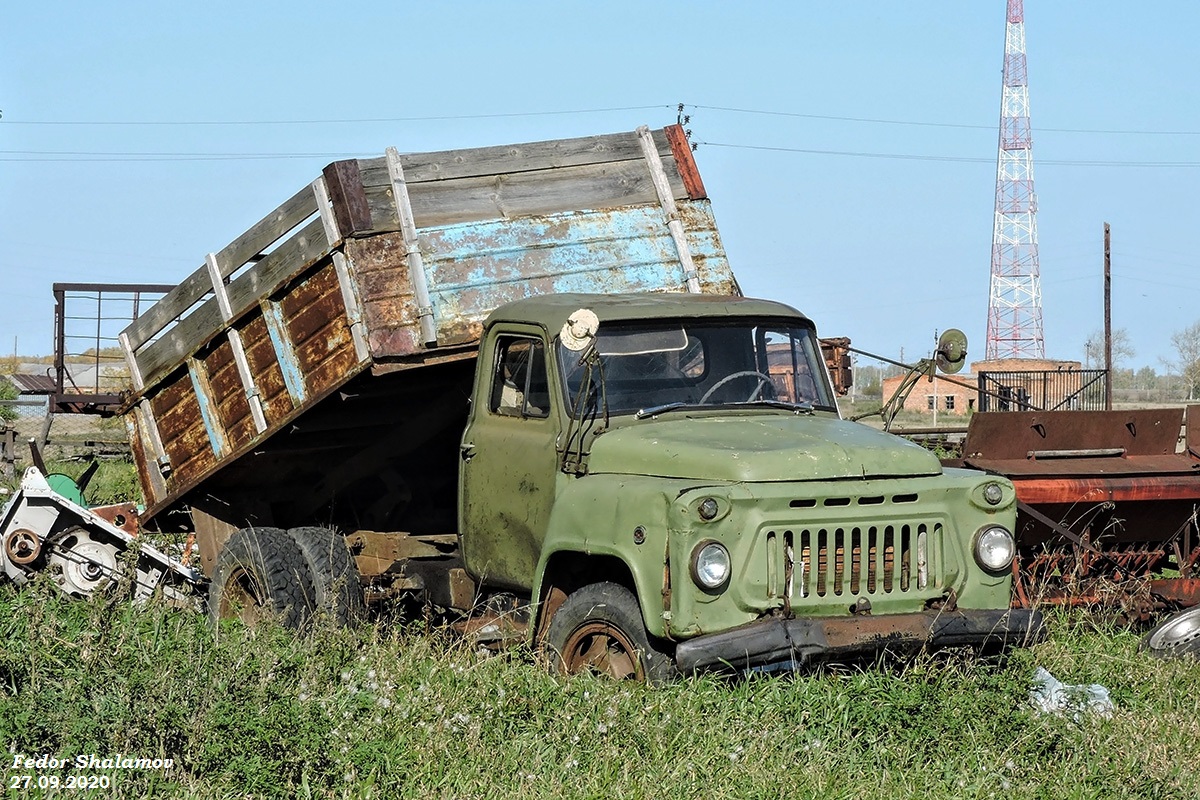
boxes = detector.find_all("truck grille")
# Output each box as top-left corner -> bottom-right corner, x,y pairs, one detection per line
765,523 -> 941,600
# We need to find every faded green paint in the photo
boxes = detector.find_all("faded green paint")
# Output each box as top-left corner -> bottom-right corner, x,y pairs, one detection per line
586,414 -> 942,483
458,293 -> 1019,649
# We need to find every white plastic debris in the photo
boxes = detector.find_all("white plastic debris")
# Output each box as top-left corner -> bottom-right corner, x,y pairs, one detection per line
1029,667 -> 1114,721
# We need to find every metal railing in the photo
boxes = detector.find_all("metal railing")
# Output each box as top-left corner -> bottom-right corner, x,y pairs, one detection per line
977,369 -> 1108,412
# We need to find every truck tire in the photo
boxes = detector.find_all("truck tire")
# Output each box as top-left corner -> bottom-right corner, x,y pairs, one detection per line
544,581 -> 676,682
208,526 -> 315,629
1140,606 -> 1200,659
287,527 -> 364,625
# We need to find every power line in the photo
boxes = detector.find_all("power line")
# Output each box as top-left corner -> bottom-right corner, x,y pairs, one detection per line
687,104 -> 1200,136
695,141 -> 1200,169
0,105 -> 671,127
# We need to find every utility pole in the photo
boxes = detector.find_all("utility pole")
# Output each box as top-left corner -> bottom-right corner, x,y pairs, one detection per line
1104,222 -> 1112,410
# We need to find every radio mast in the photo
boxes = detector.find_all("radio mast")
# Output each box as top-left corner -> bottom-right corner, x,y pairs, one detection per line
985,0 -> 1045,359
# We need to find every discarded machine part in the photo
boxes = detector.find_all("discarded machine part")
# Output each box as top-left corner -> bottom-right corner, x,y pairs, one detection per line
47,527 -> 121,597
950,407 -> 1200,614
1140,606 -> 1200,658
4,528 -> 40,565
0,468 -> 200,606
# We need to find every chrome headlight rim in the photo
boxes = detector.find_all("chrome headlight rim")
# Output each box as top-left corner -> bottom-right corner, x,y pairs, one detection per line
690,539 -> 731,592
973,525 -> 1016,572
982,481 -> 1005,506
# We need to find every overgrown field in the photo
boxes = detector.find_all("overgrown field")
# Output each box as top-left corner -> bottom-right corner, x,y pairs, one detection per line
1,583 -> 1197,800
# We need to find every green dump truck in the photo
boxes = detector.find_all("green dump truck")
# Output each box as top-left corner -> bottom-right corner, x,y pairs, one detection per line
4,125 -> 1039,677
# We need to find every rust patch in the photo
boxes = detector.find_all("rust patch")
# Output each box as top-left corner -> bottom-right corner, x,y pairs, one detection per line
90,502 -> 141,536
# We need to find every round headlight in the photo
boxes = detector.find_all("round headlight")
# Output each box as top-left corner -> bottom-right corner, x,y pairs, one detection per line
691,541 -> 731,590
983,482 -> 1005,506
974,526 -> 1016,572
698,497 -> 720,521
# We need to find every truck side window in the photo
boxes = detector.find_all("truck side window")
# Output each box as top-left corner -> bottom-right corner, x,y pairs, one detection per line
490,337 -> 550,419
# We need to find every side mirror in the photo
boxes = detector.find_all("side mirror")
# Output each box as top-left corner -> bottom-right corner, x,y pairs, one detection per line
935,329 -> 968,375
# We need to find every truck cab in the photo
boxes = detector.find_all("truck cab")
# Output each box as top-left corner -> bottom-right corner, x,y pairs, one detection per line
458,293 -> 1041,678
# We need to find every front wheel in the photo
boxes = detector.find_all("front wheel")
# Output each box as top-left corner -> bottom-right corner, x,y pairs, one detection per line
544,582 -> 676,682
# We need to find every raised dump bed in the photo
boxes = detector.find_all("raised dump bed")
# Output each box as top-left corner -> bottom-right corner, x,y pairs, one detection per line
117,125 -> 738,567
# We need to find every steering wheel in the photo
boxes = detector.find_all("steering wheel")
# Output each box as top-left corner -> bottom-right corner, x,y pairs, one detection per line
699,370 -> 775,404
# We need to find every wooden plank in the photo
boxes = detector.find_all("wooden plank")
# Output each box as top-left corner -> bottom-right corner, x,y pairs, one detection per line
202,339 -> 257,449
664,124 -> 706,200
332,251 -> 370,362
638,126 -> 700,294
241,315 -> 294,424
224,218 -> 331,326
386,147 -> 437,345
187,357 -> 229,458
360,158 -> 666,233
323,160 -> 373,237
214,184 -> 317,284
359,129 -> 668,185
205,252 -> 233,320
311,175 -> 341,247
124,267 -> 215,350
124,185 -> 317,350
136,299 -> 225,390
119,332 -> 144,391
227,328 -> 268,434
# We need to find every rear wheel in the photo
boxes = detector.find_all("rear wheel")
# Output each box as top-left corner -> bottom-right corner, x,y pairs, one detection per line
287,527 -> 364,625
544,582 -> 675,682
208,527 -> 315,628
1140,606 -> 1200,659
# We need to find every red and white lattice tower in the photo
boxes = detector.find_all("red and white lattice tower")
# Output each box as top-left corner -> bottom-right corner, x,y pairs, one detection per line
985,0 -> 1045,359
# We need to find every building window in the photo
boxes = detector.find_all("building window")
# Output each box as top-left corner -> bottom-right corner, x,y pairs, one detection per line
945,396 -> 955,411
926,395 -> 935,410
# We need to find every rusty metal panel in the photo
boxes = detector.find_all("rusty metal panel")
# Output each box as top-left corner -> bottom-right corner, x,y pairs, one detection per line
960,410 -> 1185,472
276,261 -> 358,399
149,372 -> 217,491
240,314 -> 295,425
200,337 -> 256,453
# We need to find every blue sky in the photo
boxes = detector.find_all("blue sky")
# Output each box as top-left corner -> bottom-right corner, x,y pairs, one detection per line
2,1 -> 1197,372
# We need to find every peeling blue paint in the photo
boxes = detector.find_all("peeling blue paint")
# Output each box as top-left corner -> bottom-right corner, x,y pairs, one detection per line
186,360 -> 228,458
261,301 -> 308,405
418,200 -> 734,334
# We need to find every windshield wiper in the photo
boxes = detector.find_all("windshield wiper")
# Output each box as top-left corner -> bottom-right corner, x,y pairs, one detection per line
635,399 -> 816,419
635,402 -> 696,419
738,399 -> 816,414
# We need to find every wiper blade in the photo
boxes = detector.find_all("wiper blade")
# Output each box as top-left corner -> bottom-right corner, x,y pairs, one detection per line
738,400 -> 815,414
635,402 -> 695,419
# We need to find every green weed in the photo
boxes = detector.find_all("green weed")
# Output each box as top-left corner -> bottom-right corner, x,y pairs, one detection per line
0,592 -> 1197,799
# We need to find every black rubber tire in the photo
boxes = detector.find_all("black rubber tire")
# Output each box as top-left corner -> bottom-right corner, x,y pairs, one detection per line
544,581 -> 676,683
287,526 -> 364,626
207,526 -> 315,629
1140,606 -> 1200,659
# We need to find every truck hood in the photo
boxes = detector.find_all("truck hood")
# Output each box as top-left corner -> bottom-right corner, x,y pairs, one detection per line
585,414 -> 942,482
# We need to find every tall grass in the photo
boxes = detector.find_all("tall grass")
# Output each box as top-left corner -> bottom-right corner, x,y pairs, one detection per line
0,581 -> 1197,799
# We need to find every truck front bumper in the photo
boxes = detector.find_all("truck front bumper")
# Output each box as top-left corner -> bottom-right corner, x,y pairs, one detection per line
674,608 -> 1044,674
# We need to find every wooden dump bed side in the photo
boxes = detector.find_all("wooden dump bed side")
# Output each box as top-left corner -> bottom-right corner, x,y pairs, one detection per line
119,125 -> 738,521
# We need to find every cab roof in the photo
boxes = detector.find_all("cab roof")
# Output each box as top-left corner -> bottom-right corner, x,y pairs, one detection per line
484,292 -> 813,336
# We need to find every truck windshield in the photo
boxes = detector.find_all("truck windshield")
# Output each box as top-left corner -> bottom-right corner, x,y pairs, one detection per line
558,320 -> 837,416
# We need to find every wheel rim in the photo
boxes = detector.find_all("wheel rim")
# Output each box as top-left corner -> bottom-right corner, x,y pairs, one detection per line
1147,607 -> 1200,652
560,620 -> 644,679
219,567 -> 267,624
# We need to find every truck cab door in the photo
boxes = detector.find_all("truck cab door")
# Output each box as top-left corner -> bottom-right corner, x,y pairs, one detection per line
459,329 -> 560,591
